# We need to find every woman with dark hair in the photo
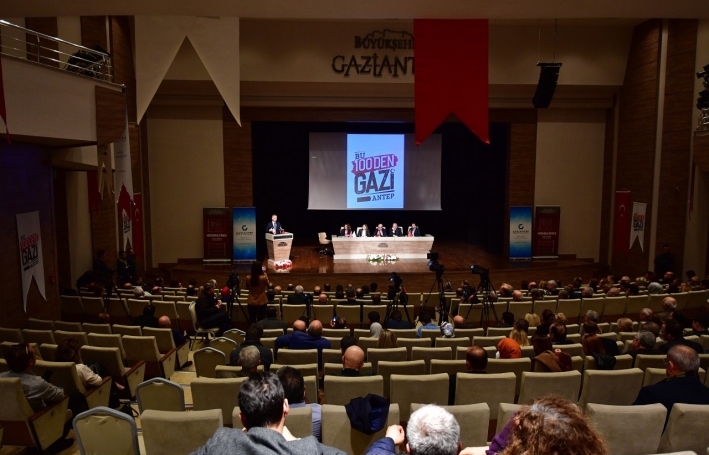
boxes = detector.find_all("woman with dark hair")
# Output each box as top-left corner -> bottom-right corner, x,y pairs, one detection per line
531,332 -> 553,356
581,327 -> 606,357
491,396 -> 608,455
340,223 -> 353,237
247,262 -> 269,323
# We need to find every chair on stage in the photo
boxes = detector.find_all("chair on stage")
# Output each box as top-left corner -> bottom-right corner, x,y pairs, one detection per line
318,232 -> 332,256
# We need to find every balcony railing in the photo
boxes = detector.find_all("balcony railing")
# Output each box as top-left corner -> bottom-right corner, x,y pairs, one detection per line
0,19 -> 113,82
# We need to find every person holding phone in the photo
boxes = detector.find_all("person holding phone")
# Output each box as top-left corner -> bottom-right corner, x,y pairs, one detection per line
247,262 -> 270,323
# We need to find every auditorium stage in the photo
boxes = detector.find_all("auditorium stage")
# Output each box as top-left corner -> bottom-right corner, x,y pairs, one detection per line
167,239 -> 609,293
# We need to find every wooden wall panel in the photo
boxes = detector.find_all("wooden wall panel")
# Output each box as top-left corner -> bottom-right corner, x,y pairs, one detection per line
95,86 -> 126,145
599,107 -> 615,266
504,121 -> 537,255
140,118 -> 153,270
224,107 -> 253,207
53,170 -> 72,292
655,19 -> 698,275
80,16 -> 107,50
110,16 -> 137,123
0,143 -> 60,328
90,189 -> 118,276
612,19 -> 662,277
25,17 -> 59,67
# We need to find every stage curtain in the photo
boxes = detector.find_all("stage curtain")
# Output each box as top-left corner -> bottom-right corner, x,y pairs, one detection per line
414,19 -> 489,146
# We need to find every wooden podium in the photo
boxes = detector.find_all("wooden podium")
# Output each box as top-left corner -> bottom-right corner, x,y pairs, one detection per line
265,233 -> 293,264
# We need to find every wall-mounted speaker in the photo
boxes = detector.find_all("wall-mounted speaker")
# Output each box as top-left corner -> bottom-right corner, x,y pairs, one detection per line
532,63 -> 563,109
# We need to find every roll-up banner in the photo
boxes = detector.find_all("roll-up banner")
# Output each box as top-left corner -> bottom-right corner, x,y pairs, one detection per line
630,202 -> 647,252
203,208 -> 232,261
533,206 -> 561,259
509,206 -> 533,259
17,211 -> 47,311
233,207 -> 257,261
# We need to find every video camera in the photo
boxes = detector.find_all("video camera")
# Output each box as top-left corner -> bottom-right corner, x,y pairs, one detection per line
427,251 -> 444,273
226,268 -> 241,291
389,272 -> 403,291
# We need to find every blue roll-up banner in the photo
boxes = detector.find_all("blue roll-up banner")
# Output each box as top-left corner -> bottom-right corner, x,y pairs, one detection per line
509,206 -> 533,259
233,207 -> 257,261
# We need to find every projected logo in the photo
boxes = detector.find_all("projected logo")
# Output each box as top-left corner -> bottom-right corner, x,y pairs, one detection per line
347,134 -> 405,209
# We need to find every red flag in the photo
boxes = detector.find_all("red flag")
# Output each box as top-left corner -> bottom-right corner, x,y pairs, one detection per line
414,19 -> 489,145
614,191 -> 631,255
0,54 -> 10,143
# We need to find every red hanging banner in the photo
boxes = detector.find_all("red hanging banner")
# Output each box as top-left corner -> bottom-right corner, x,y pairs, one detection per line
414,19 -> 489,145
614,191 -> 631,256
533,206 -> 561,258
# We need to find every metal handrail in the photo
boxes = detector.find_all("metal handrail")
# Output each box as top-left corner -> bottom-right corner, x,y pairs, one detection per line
0,19 -> 113,82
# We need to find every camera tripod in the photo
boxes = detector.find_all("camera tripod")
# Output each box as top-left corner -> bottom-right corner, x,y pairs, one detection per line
384,290 -> 412,325
419,269 -> 450,326
227,268 -> 250,323
465,274 -> 499,328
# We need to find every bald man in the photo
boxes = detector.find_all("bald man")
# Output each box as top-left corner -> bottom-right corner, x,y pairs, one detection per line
340,346 -> 365,376
275,319 -> 331,367
452,315 -> 468,329
158,316 -> 192,368
316,294 -> 329,305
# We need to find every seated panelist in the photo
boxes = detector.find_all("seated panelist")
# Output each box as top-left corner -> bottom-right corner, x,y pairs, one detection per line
340,223 -> 354,237
358,224 -> 371,237
408,223 -> 421,237
389,223 -> 403,237
374,224 -> 387,237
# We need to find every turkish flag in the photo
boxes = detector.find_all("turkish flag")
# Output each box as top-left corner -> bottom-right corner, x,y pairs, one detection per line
414,19 -> 489,145
614,191 -> 631,255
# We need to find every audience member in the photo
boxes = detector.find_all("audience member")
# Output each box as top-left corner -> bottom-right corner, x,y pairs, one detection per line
196,283 -> 231,335
230,323 -> 273,371
247,262 -> 270,323
317,293 -> 329,305
656,296 -> 677,321
236,346 -> 261,377
531,332 -> 553,356
339,346 -> 366,376
628,330 -> 664,359
416,312 -> 438,338
368,311 -> 382,338
549,322 -> 572,345
377,330 -> 397,349
97,312 -> 110,324
534,347 -> 572,372
287,285 -> 309,304
158,316 -> 191,367
276,320 -> 331,366
497,337 -> 522,359
692,316 -> 709,336
277,366 -> 322,441
133,304 -> 159,328
385,310 -> 412,329
524,312 -> 541,327
509,319 -> 529,347
511,290 -> 524,302
259,306 -> 288,334
639,308 -> 653,326
633,345 -> 709,425
192,372 -> 344,454
496,311 -> 515,328
659,319 -> 703,354
330,316 -> 347,329
489,396 -> 608,455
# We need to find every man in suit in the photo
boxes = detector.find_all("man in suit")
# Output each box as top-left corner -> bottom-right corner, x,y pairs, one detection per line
230,323 -> 273,371
659,319 -> 704,354
389,222 -> 403,237
258,306 -> 288,334
266,214 -> 282,234
287,285 -> 309,304
408,223 -> 421,237
191,372 -> 345,455
374,224 -> 387,237
358,224 -> 371,237
633,345 -> 709,426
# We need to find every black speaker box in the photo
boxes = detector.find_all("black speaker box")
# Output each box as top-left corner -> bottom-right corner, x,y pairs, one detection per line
533,63 -> 562,109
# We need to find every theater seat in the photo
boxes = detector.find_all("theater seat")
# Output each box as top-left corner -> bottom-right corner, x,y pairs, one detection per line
322,404 -> 399,454
658,404 -> 709,455
585,403 -> 666,455
141,409 -> 222,455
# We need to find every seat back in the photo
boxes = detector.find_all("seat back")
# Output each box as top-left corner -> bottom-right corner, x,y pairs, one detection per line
657,403 -> 709,454
53,330 -> 89,347
112,324 -> 142,337
586,403 -> 666,455
32,360 -> 87,397
454,372 -> 516,421
321,403 -> 400,455
584,354 -> 634,371
122,335 -> 161,363
208,337 -> 238,360
271,363 -> 319,378
54,321 -> 83,332
434,337 -> 470,350
60,295 -> 84,316
336,305 -> 363,327
262,328 -> 287,338
555,343 -> 584,357
418,329 -> 441,346
281,304 -> 306,325
88,333 -> 126,359
277,349 -> 318,366
73,406 -> 140,455
496,403 -> 523,433
152,301 -> 178,320
322,328 -> 351,338
378,360 -> 426,399
324,375 -> 384,405
486,327 -> 512,337
388,329 -> 418,339
577,368 -> 644,409
191,377 -> 247,425
357,337 -> 378,356
398,338 -> 432,360
486,358 -> 532,395
428,359 -> 466,376
363,305 -> 387,325
193,347 -> 226,378
142,327 -> 177,353
532,299 -> 557,315
26,318 -> 55,331
634,354 -> 666,371
473,336 -> 505,348
135,378 -> 185,413
80,345 -> 145,398
508,302 -> 533,317
411,403 -> 489,448
579,298 -> 605,321
82,323 -> 112,335
556,299 -> 581,321
367,347 -> 407,373
411,347 -> 452,372
0,328 -> 23,343
518,371 -> 582,404
126,299 -> 148,318
82,297 -> 106,317
390,373 -> 449,422
21,329 -> 55,345
141,409 -> 222,455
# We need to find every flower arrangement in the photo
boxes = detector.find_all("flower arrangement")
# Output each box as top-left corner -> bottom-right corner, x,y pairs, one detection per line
273,260 -> 293,270
366,254 -> 398,263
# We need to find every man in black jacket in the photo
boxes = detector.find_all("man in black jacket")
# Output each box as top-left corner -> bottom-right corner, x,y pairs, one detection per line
659,319 -> 704,354
195,283 -> 231,335
230,323 -> 273,371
